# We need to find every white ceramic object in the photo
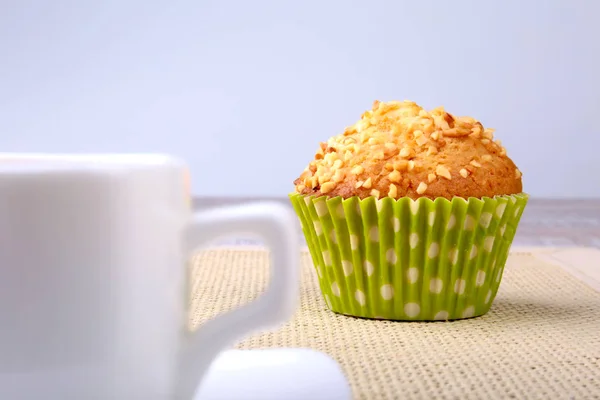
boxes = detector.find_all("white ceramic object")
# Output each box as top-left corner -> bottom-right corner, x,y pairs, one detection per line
0,154 -> 300,399
196,348 -> 352,400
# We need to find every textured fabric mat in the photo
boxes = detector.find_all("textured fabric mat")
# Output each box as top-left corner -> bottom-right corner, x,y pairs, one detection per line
188,249 -> 600,400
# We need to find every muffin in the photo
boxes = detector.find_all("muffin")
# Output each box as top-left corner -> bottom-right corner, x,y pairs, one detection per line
289,100 -> 527,321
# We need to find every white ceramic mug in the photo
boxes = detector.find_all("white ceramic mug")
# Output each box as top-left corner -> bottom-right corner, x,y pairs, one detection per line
0,154 -> 300,399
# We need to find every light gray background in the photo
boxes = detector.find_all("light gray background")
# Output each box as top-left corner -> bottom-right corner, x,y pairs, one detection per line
1,0 -> 598,198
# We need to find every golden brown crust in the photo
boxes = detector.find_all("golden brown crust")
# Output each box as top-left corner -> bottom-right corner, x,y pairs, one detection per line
293,100 -> 523,200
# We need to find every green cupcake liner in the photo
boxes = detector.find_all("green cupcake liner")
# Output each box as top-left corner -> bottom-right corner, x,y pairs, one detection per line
289,192 -> 528,321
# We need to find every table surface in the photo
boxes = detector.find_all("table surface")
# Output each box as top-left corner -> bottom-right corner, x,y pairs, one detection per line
194,198 -> 600,248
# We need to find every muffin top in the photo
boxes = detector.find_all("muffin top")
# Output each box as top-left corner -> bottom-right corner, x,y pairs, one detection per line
293,100 -> 523,200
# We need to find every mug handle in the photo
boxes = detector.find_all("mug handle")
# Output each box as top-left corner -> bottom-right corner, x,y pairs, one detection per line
176,201 -> 300,399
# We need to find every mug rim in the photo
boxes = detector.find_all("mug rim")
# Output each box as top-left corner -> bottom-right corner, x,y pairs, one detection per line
0,153 -> 186,174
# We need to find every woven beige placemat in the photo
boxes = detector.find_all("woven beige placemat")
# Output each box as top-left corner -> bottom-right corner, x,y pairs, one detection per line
188,249 -> 600,400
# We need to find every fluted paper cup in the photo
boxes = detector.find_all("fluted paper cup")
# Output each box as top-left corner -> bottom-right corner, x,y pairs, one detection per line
290,193 -> 528,321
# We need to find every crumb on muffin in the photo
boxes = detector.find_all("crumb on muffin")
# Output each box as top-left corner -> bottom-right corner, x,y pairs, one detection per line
294,100 -> 523,200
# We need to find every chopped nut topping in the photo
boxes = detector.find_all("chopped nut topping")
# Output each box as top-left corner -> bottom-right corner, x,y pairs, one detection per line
320,182 -> 336,194
427,146 -> 438,155
370,189 -> 381,198
351,165 -> 364,175
415,135 -> 428,146
394,160 -> 408,170
332,169 -> 345,183
399,147 -> 412,158
442,127 -> 470,138
435,165 -> 452,180
343,126 -> 356,136
388,183 -> 398,198
317,175 -> 330,185
385,142 -> 398,152
388,170 -> 401,183
373,150 -> 385,160
483,128 -> 494,140
323,152 -> 337,164
294,100 -> 519,198
515,169 -> 522,179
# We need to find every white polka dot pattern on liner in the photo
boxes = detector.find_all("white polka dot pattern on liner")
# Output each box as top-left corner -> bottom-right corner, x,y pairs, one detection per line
324,294 -> 332,309
331,282 -> 340,297
484,236 -> 495,252
428,242 -> 440,258
369,226 -> 379,242
330,230 -> 337,244
342,260 -> 353,276
364,260 -> 374,276
336,203 -> 345,218
462,306 -> 475,318
500,225 -> 507,236
496,267 -> 504,282
313,221 -> 323,235
429,278 -> 443,294
386,249 -> 397,264
454,279 -> 466,295
322,250 -> 331,266
355,289 -> 366,306
315,201 -> 328,217
376,199 -> 383,212
447,214 -> 456,229
514,206 -> 521,217
393,217 -> 400,232
404,303 -> 420,318
496,203 -> 507,218
485,289 -> 492,304
434,310 -> 449,321
448,248 -> 458,265
350,234 -> 359,250
409,233 -> 419,249
380,284 -> 394,300
464,215 -> 475,230
410,200 -> 420,215
479,212 -> 492,229
475,270 -> 486,287
407,267 -> 419,283
428,212 -> 436,226
470,245 -> 478,260
304,196 -> 312,206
